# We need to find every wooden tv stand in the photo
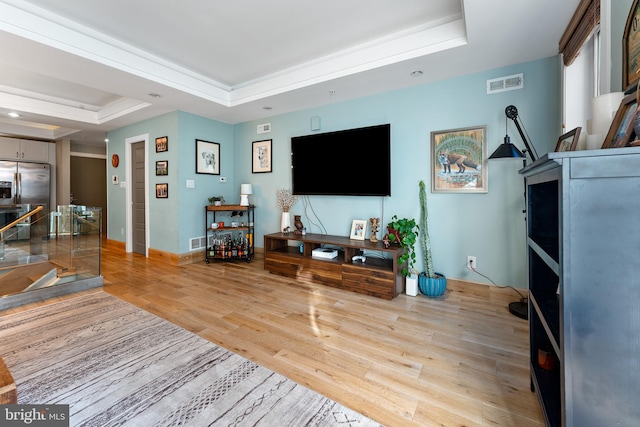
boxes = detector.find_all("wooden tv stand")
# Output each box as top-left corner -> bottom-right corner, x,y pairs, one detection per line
263,232 -> 404,299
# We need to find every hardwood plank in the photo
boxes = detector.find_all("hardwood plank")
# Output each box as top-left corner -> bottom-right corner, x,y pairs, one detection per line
1,246 -> 544,426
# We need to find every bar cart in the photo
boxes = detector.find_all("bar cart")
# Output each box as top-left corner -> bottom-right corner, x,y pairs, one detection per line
204,204 -> 254,263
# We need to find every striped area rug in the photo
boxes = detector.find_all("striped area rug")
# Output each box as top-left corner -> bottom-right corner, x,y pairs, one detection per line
0,292 -> 382,426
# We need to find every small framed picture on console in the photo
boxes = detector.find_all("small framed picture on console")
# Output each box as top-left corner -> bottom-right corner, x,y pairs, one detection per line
350,219 -> 367,240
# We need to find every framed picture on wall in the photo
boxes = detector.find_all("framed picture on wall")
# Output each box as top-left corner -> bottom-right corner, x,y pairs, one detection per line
156,183 -> 168,198
252,139 -> 272,173
155,136 -> 168,152
195,139 -> 220,175
155,160 -> 168,176
431,125 -> 487,193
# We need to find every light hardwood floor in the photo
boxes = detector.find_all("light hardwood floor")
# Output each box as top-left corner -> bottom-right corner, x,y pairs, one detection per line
5,246 -> 544,426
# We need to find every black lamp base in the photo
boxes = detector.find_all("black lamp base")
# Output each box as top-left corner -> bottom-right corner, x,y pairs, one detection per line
509,299 -> 528,320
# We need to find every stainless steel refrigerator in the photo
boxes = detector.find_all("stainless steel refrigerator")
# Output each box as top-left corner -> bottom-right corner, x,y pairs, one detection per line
0,161 -> 50,240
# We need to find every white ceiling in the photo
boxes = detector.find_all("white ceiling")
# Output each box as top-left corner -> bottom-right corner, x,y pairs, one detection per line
0,0 -> 580,146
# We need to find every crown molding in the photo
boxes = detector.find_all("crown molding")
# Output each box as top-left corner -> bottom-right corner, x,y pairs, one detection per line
0,1 -> 466,108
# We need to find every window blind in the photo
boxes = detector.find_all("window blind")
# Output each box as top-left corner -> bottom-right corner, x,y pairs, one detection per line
559,0 -> 600,66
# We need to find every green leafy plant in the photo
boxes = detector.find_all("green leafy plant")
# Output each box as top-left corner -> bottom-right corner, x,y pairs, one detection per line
387,215 -> 419,277
208,196 -> 225,204
419,180 -> 436,278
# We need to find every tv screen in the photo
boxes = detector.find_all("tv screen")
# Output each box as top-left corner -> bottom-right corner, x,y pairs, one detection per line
291,124 -> 391,196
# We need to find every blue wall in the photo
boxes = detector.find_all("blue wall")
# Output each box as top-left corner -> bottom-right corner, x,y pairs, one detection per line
175,112 -> 235,253
107,111 -> 235,253
108,56 -> 562,288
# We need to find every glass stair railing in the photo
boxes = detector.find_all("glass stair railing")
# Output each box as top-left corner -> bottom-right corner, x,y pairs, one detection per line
0,204 -> 103,310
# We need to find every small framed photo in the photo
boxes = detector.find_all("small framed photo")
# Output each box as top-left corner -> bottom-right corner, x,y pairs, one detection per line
252,139 -> 272,173
350,219 -> 367,240
156,183 -> 168,198
155,136 -> 168,152
155,160 -> 168,176
602,92 -> 637,148
196,139 -> 220,175
554,127 -> 582,152
431,125 -> 487,193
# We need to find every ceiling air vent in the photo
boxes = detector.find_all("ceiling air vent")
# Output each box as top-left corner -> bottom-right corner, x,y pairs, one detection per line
486,73 -> 524,94
257,123 -> 271,134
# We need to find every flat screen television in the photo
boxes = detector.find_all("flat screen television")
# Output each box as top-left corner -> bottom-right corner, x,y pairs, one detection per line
291,124 -> 391,196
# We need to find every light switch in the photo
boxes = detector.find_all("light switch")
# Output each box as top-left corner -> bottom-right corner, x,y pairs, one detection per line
186,179 -> 195,188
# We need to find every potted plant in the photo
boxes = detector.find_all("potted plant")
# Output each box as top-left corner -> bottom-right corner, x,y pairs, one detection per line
208,196 -> 225,206
418,180 -> 447,297
276,189 -> 298,232
387,215 -> 419,278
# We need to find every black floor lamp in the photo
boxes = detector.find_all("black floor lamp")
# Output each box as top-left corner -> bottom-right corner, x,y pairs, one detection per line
489,105 -> 539,320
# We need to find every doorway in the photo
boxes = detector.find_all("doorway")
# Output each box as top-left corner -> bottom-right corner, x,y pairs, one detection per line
70,156 -> 107,236
125,134 -> 149,256
131,141 -> 146,255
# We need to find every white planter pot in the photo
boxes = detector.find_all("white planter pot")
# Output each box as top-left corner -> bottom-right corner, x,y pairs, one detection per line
406,273 -> 418,297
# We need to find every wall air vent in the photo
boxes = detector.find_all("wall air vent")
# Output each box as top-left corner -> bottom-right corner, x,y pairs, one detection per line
189,236 -> 207,251
257,123 -> 271,134
486,73 -> 524,94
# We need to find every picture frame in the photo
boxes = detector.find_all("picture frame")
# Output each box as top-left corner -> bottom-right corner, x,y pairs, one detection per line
349,219 -> 367,240
252,139 -> 272,173
431,125 -> 487,193
195,139 -> 220,175
155,136 -> 168,153
554,127 -> 582,152
155,183 -> 168,198
155,160 -> 168,176
623,0 -> 640,90
602,92 -> 637,148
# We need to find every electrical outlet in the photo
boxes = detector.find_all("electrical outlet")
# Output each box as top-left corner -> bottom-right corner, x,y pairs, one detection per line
466,256 -> 476,269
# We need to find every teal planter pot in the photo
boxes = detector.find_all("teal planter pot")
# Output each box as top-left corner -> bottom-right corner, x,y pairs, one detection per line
418,272 -> 447,297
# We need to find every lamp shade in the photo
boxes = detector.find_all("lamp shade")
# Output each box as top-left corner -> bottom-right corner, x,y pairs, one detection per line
240,184 -> 253,195
488,135 -> 525,159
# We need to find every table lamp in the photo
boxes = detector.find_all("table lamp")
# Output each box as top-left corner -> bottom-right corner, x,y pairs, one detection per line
240,184 -> 252,206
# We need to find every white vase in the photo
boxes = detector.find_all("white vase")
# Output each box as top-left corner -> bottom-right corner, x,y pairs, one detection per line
281,211 -> 291,232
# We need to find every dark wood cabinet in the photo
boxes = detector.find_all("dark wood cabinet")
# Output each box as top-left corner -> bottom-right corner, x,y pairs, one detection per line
264,232 -> 404,299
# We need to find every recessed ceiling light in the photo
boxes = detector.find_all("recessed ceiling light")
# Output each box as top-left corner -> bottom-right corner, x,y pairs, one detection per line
7,112 -> 20,118
410,70 -> 424,77
148,93 -> 162,98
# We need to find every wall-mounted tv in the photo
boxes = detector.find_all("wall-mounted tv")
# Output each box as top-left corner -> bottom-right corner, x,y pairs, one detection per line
291,124 -> 391,196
